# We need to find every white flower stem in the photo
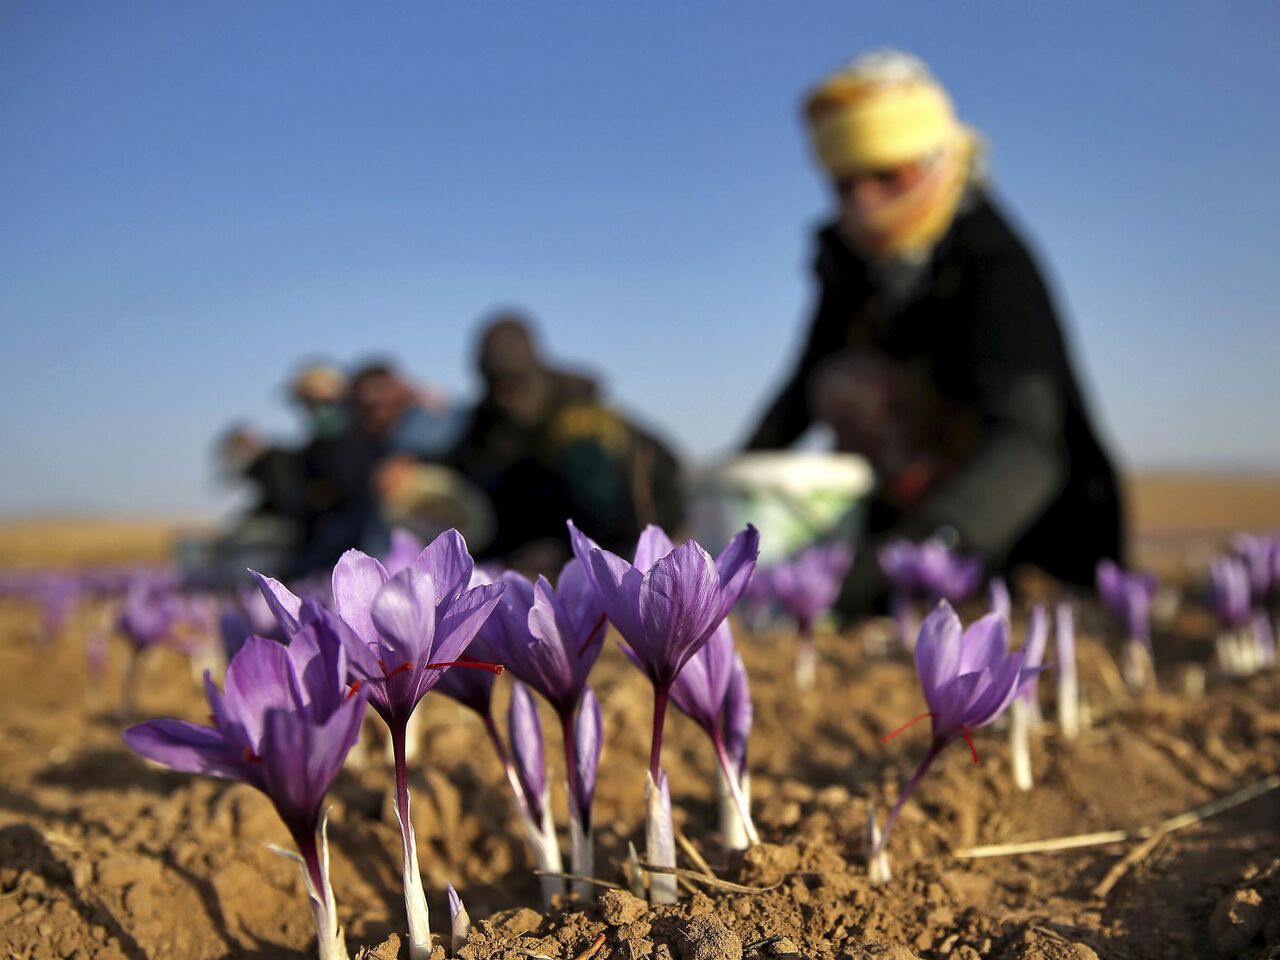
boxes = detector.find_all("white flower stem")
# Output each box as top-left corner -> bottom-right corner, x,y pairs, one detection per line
518,786 -> 565,907
645,770 -> 677,904
391,726 -> 432,960
567,792 -> 594,898
1010,698 -> 1033,792
795,622 -> 816,691
711,735 -> 759,848
716,765 -> 752,852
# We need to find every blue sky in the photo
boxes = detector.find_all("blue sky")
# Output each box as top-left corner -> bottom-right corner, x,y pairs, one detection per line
2,2 -> 1278,516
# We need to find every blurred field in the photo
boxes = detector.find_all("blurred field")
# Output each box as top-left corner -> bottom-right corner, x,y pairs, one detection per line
3,472 -> 1276,572
0,516 -> 212,568
1126,472 -> 1280,575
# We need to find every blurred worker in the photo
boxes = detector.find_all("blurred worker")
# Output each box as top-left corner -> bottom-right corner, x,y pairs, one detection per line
451,312 -> 684,570
210,424 -> 304,581
744,51 -> 1122,615
216,424 -> 304,525
287,362 -> 366,577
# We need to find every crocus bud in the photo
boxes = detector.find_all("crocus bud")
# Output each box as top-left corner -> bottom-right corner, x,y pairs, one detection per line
568,687 -> 602,894
447,883 -> 471,957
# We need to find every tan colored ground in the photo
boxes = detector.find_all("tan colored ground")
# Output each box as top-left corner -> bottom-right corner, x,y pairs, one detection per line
1,473 -> 1278,959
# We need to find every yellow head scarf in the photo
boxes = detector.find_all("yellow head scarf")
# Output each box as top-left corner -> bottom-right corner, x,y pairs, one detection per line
805,51 -> 981,260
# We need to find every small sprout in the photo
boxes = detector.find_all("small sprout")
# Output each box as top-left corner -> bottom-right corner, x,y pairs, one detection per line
866,803 -> 891,884
1055,602 -> 1080,740
509,681 -> 566,905
447,883 -> 471,957
1010,605 -> 1048,792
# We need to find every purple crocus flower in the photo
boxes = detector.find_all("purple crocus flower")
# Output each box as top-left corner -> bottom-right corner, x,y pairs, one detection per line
384,528 -> 425,574
508,680 -> 547,825
125,628 -> 365,959
765,542 -> 853,688
723,653 -> 752,781
1096,559 -> 1158,690
1230,533 -> 1280,605
116,580 -> 185,715
879,537 -> 984,603
570,520 -> 758,901
1096,560 -> 1158,642
872,601 -> 1043,867
664,620 -> 760,844
987,577 -> 1011,622
568,521 -> 758,779
880,537 -> 983,648
1211,556 -> 1252,629
253,529 -> 504,960
507,680 -> 564,903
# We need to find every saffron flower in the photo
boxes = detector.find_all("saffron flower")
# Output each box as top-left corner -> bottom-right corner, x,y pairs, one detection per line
871,601 -> 1043,880
1211,555 -> 1274,675
570,520 -> 759,902
879,537 -> 983,647
507,680 -> 564,904
125,628 -> 366,960
719,650 -> 754,851
764,542 -> 853,689
116,578 -> 185,715
1096,559 -> 1158,691
254,529 -> 504,960
1229,532 -> 1280,605
665,621 -> 759,847
465,559 -> 608,894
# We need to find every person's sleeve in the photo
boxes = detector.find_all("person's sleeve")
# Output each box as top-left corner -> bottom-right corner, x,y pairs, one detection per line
907,247 -> 1070,558
838,248 -> 1073,616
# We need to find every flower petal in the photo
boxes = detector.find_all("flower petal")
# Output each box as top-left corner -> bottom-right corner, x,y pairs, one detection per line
913,601 -> 962,714
371,569 -> 439,667
413,529 -> 476,604
957,613 -> 1008,674
633,525 -> 676,573
124,719 -> 246,782
639,540 -> 723,682
332,550 -> 390,649
250,570 -> 304,636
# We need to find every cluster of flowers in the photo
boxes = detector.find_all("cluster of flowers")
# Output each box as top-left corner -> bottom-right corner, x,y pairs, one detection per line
1209,533 -> 1279,676
124,521 -> 759,957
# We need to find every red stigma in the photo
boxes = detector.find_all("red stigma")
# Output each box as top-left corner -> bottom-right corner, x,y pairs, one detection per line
880,711 -> 934,743
960,727 -> 980,765
424,658 -> 504,675
242,746 -> 261,763
377,659 -> 414,678
345,680 -> 363,702
578,613 -> 608,658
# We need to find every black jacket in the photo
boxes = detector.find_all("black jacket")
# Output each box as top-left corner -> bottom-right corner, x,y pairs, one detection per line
746,193 -> 1122,607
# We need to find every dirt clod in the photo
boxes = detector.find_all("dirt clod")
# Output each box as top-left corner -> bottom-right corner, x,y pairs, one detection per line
1209,887 -> 1266,956
600,889 -> 648,926
674,915 -> 741,960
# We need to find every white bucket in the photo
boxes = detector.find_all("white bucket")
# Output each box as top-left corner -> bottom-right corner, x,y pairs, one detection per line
690,452 -> 874,564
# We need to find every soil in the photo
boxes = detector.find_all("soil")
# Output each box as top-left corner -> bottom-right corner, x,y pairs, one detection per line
2,508 -> 1279,960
